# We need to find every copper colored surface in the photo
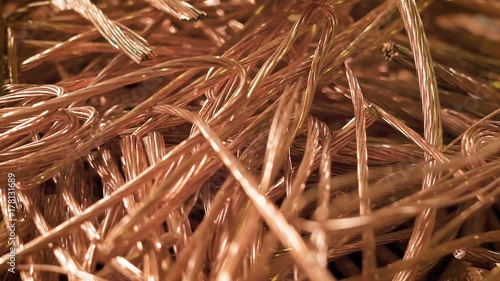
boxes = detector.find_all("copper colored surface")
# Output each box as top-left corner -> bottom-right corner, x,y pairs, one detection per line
0,0 -> 499,280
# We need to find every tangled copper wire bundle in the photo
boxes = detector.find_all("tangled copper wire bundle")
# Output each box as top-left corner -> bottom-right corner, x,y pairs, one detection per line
1,0 -> 499,280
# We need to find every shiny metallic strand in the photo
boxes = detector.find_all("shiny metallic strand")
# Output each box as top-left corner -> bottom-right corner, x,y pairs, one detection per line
52,0 -> 154,63
144,0 -> 206,21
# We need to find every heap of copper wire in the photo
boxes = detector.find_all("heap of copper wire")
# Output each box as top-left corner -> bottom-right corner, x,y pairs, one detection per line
0,0 -> 499,280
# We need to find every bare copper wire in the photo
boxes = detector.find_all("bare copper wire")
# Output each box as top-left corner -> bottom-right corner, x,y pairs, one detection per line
0,0 -> 499,280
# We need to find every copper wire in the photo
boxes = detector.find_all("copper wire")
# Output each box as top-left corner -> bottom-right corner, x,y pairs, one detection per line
0,0 -> 499,280
52,0 -> 154,63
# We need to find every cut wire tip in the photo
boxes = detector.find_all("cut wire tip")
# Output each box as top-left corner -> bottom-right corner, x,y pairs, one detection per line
382,42 -> 398,61
145,0 -> 207,21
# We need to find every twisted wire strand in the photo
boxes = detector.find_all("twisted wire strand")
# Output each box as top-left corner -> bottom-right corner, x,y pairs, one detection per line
144,0 -> 206,21
55,0 -> 154,63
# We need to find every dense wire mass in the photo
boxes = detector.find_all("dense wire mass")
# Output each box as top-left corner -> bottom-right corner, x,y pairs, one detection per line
0,0 -> 499,280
